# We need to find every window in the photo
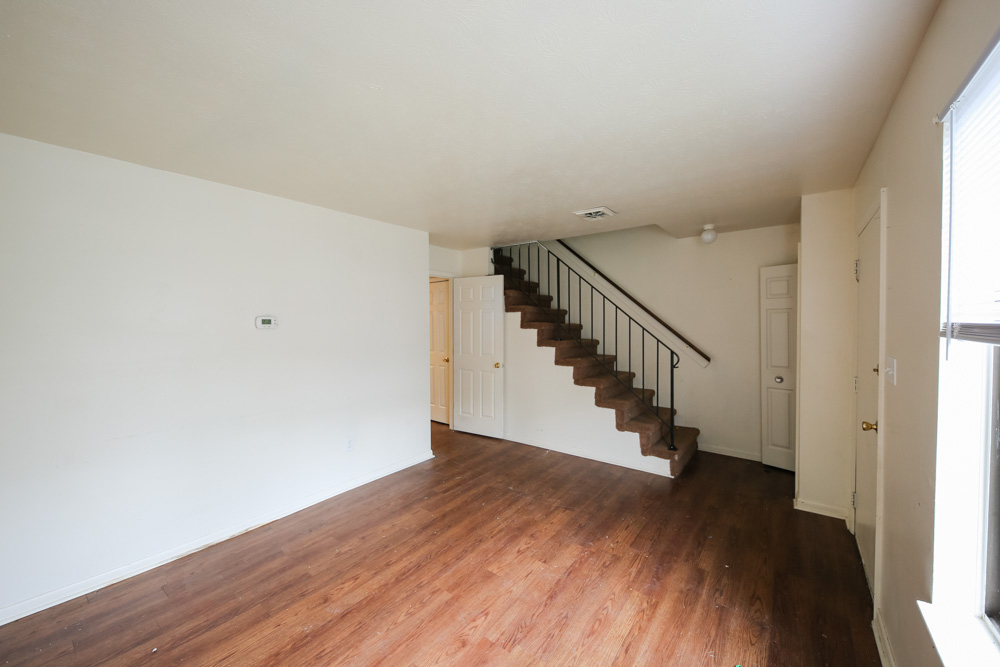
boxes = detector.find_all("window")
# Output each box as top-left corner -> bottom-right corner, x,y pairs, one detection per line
919,30 -> 1000,665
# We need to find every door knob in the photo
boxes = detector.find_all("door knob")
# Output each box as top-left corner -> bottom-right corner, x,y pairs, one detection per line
494,362 -> 502,368
774,376 -> 784,383
861,420 -> 878,432
443,357 -> 449,363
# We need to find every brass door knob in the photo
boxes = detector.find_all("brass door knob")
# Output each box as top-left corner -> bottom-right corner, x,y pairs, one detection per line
443,357 -> 449,362
861,420 -> 878,432
494,362 -> 502,368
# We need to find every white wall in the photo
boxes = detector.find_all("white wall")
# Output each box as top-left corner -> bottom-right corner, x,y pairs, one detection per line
565,224 -> 800,461
0,134 -> 432,623
429,245 -> 491,278
797,190 -> 856,520
503,315 -> 673,477
429,245 -> 462,276
850,1 -> 1000,665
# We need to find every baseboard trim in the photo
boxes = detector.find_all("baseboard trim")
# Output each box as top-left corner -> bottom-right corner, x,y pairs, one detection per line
873,608 -> 897,667
504,430 -> 674,477
697,442 -> 761,462
0,449 -> 434,627
793,498 -> 850,522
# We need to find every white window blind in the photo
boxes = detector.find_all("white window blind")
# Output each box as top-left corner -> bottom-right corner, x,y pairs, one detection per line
941,39 -> 1000,345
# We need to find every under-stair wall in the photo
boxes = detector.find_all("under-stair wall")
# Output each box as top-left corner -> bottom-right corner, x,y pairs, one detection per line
502,314 -> 675,476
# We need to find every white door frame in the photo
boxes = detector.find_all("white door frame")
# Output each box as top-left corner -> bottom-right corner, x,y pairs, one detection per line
850,188 -> 888,609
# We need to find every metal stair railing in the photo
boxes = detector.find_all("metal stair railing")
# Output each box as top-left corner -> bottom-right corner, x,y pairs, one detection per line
492,241 -> 681,450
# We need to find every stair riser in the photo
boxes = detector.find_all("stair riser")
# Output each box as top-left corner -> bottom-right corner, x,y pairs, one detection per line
536,327 -> 582,344
505,293 -> 553,309
554,343 -> 599,362
594,382 -> 631,402
498,267 -> 526,279
617,397 -> 655,422
515,308 -> 567,324
572,361 -> 613,380
503,279 -> 539,293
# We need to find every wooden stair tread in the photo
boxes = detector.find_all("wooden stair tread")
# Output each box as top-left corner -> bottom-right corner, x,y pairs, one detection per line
554,353 -> 615,367
595,388 -> 655,409
539,338 -> 598,349
574,371 -> 635,388
648,426 -> 700,475
524,322 -> 581,332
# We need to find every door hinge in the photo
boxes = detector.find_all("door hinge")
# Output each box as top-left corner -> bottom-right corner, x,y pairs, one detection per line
854,259 -> 860,283
853,376 -> 859,392
852,492 -> 857,509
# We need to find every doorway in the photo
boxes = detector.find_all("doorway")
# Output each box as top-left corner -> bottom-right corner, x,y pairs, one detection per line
430,277 -> 451,425
854,192 -> 886,592
760,264 -> 799,471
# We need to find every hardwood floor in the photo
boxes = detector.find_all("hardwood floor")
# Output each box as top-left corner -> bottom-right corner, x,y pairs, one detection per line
0,424 -> 880,666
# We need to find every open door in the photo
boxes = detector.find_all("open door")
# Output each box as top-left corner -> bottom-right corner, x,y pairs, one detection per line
453,275 -> 505,438
854,201 -> 883,589
760,264 -> 798,470
429,278 -> 451,424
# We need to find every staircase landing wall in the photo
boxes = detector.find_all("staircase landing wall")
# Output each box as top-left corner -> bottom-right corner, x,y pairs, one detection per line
502,314 -> 674,477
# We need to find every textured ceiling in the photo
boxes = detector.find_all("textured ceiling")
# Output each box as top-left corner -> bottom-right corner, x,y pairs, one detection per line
0,0 -> 939,249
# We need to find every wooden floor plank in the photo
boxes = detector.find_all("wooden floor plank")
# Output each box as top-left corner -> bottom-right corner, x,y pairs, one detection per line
0,424 -> 881,666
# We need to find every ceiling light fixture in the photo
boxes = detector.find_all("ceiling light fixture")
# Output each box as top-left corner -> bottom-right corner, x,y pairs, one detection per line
701,224 -> 718,244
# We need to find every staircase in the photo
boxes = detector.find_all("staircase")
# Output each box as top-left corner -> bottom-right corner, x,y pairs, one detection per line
493,245 -> 700,477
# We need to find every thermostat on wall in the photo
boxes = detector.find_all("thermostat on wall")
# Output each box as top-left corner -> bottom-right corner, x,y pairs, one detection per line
255,315 -> 278,329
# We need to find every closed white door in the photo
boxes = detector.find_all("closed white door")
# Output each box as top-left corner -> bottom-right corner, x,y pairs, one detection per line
429,279 -> 451,424
453,275 -> 504,438
855,209 -> 881,585
760,264 -> 798,471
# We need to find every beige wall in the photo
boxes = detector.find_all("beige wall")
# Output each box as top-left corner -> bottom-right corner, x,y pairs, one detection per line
851,1 -> 1000,664
567,224 -> 800,461
429,245 -> 492,278
797,189 -> 856,520
429,245 -> 462,276
0,134 -> 433,623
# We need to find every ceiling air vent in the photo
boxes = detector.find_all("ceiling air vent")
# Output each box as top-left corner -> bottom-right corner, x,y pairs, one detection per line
572,206 -> 616,221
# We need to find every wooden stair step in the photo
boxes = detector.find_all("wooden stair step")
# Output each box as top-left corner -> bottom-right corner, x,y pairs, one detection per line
522,321 -> 579,333
493,254 -> 514,266
574,371 -> 635,389
556,353 -> 615,368
505,290 -> 552,308
596,389 -> 656,421
509,306 -> 567,323
648,425 -> 700,476
499,266 -> 526,279
621,411 -> 670,432
540,337 -> 598,349
503,278 -> 539,293
595,388 -> 655,410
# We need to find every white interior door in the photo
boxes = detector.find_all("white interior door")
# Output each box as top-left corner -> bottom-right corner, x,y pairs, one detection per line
855,209 -> 881,585
429,279 -> 451,425
453,275 -> 504,438
760,264 -> 798,471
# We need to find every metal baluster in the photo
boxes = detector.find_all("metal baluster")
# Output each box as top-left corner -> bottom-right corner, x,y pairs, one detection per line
670,353 -> 677,449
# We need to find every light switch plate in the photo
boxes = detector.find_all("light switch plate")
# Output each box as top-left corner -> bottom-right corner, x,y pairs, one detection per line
885,356 -> 897,385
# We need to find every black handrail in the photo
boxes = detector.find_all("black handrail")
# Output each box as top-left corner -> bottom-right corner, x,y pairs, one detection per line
555,240 -> 711,364
492,241 -> 680,451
